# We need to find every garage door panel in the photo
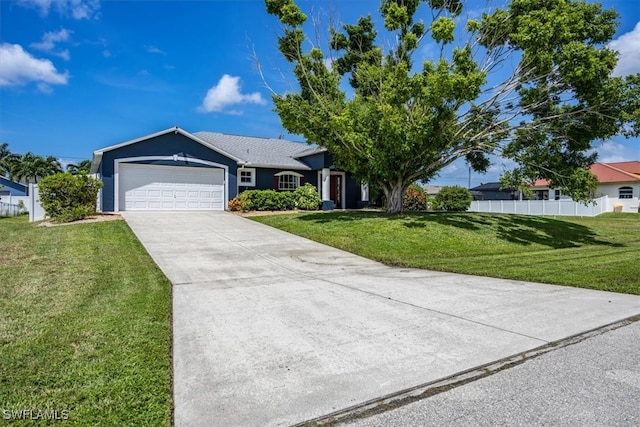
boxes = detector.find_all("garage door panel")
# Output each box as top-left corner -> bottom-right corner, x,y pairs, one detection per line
119,164 -> 225,211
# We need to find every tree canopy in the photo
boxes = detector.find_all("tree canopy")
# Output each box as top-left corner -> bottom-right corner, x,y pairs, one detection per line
265,0 -> 638,213
0,144 -> 62,184
66,159 -> 92,175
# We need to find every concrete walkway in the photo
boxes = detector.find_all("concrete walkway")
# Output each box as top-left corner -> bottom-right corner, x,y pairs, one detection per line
122,211 -> 640,427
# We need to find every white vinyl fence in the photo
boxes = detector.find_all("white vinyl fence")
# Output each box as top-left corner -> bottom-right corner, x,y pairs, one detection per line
0,201 -> 26,217
28,184 -> 46,222
468,196 -> 628,217
0,194 -> 30,207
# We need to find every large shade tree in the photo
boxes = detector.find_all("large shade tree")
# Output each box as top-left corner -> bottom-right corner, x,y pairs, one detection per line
265,0 -> 638,213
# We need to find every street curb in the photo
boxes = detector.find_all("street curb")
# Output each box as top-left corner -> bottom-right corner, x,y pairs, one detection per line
294,314 -> 640,426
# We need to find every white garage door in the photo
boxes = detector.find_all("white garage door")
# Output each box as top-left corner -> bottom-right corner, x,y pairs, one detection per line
119,164 -> 225,211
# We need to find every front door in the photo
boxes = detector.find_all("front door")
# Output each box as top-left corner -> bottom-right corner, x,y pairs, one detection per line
330,175 -> 342,209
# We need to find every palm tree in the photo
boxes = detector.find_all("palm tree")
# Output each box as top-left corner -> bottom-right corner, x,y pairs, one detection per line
66,159 -> 92,175
0,143 -> 12,177
11,153 -> 62,184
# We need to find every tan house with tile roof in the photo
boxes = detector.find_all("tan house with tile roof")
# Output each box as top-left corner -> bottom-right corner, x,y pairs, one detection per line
531,161 -> 640,211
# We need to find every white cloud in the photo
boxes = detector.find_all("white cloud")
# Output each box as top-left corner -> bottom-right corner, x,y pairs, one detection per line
145,45 -> 165,55
199,74 -> 266,113
596,140 -> 636,163
37,82 -> 54,94
30,29 -> 72,60
610,21 -> 640,77
18,0 -> 100,20
102,49 -> 111,58
0,43 -> 69,91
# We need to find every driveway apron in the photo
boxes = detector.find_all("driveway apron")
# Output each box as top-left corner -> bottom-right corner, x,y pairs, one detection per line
121,211 -> 640,427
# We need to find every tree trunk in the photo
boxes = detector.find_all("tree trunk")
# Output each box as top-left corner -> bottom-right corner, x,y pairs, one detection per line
383,180 -> 407,214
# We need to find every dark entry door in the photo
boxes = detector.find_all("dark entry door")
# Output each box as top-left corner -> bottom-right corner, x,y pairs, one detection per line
330,175 -> 342,209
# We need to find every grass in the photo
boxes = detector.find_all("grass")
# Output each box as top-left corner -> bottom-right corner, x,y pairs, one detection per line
252,211 -> 640,295
0,216 -> 172,426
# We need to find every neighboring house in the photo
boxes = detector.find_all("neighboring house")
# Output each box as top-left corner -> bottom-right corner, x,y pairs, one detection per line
0,176 -> 27,196
422,185 -> 444,196
470,182 -> 520,201
531,161 -> 640,201
90,126 -> 365,212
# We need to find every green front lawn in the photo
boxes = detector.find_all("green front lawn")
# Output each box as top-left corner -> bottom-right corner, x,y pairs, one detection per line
0,216 -> 172,425
252,211 -> 640,295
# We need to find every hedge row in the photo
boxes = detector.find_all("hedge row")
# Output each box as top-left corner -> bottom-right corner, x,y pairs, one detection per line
229,183 -> 321,211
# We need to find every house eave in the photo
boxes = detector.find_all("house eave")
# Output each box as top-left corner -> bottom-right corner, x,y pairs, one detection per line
90,126 -> 246,173
240,162 -> 311,171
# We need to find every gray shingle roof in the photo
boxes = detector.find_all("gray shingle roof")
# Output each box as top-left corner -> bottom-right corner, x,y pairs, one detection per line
194,132 -> 317,170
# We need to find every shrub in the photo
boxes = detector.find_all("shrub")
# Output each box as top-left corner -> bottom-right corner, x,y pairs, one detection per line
228,198 -> 243,211
39,172 -> 103,222
234,189 -> 295,211
294,183 -> 321,210
229,184 -> 320,212
433,186 -> 472,212
403,184 -> 428,211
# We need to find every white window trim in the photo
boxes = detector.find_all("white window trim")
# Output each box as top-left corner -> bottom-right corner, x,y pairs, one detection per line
274,171 -> 304,178
239,167 -> 256,187
275,171 -> 304,191
619,186 -> 633,199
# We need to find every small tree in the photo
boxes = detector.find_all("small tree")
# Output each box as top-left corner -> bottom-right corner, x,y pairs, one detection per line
434,186 -> 472,212
39,172 -> 103,223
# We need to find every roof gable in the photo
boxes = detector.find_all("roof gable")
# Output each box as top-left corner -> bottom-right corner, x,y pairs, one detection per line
91,126 -> 327,172
91,127 -> 243,173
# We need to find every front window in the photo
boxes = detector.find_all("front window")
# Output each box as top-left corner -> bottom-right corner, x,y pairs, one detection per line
239,168 -> 255,186
619,186 -> 633,199
278,174 -> 299,191
275,171 -> 303,191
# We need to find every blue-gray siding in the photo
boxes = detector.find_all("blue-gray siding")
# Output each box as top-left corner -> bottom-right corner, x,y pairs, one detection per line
98,132 -> 237,212
240,167 -> 361,209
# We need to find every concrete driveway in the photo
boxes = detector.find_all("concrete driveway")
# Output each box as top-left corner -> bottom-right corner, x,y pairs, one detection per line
122,211 -> 640,427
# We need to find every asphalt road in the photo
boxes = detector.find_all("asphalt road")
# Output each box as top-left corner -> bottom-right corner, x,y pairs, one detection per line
344,319 -> 640,427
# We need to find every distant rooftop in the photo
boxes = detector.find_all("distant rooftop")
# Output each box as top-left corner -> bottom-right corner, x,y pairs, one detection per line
532,161 -> 640,187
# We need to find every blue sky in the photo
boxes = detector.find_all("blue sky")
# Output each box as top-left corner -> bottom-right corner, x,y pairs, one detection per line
0,0 -> 638,187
